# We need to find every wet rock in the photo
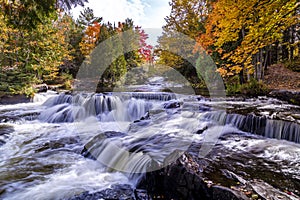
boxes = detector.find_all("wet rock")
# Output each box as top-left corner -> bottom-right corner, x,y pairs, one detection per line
250,180 -> 299,200
34,84 -> 48,93
69,184 -> 149,200
199,104 -> 211,112
0,115 -> 20,123
196,122 -> 213,134
212,185 -> 248,200
0,125 -> 14,146
0,94 -> 31,104
268,90 -> 300,106
164,100 -> 181,109
35,136 -> 81,153
133,112 -> 150,123
137,153 -> 248,200
81,131 -> 126,159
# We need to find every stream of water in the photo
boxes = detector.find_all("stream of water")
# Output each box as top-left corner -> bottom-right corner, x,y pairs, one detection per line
0,77 -> 300,199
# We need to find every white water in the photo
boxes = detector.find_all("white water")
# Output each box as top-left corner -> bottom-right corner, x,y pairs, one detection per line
0,90 -> 300,199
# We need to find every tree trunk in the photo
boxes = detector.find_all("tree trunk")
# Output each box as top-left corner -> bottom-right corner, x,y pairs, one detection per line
282,30 -> 289,61
289,26 -> 295,60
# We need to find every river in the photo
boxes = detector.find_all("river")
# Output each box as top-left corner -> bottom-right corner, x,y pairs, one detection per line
0,77 -> 299,199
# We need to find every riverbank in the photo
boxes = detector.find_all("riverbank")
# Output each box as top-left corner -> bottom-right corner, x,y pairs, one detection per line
264,64 -> 300,91
0,94 -> 31,104
1,88 -> 300,107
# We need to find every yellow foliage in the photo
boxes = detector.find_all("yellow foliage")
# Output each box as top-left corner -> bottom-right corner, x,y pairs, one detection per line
196,0 -> 299,78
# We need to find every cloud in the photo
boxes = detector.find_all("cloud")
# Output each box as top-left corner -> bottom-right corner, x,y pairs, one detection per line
72,0 -> 146,26
141,0 -> 170,28
71,0 -> 170,45
71,0 -> 170,28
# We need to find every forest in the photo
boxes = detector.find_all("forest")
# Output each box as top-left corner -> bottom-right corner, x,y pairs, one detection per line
0,0 -> 152,97
0,0 -> 299,96
157,0 -> 299,95
1,1 -> 300,199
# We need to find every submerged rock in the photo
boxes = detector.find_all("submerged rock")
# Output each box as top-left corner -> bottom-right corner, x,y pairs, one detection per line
0,124 -> 14,146
164,100 -> 181,109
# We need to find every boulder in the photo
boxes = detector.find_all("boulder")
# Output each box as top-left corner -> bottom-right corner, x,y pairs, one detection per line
68,184 -> 149,200
137,153 -> 249,200
268,90 -> 300,106
34,84 -> 48,93
0,94 -> 31,104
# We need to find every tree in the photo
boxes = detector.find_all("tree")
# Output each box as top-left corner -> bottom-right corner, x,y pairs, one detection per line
0,0 -> 88,29
76,7 -> 102,28
163,0 -> 210,38
58,14 -> 85,77
136,26 -> 153,63
196,0 -> 299,81
156,0 -> 211,86
79,21 -> 101,57
0,9 -> 74,95
77,15 -> 153,89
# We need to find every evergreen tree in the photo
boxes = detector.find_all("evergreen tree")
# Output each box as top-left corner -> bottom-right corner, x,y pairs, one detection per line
76,7 -> 102,28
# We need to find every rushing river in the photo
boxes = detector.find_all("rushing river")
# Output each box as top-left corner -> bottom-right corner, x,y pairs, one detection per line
0,77 -> 300,199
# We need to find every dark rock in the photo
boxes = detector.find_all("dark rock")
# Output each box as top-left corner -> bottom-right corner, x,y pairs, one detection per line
34,84 -> 48,93
81,131 -> 126,159
0,94 -> 31,104
199,105 -> 211,112
68,184 -> 150,200
212,185 -> 248,200
137,153 -> 248,200
0,125 -> 14,146
164,100 -> 181,109
133,112 -> 150,123
268,90 -> 300,106
196,126 -> 208,134
34,136 -> 81,153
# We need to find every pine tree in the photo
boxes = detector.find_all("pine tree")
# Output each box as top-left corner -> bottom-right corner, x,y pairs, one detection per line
76,7 -> 102,28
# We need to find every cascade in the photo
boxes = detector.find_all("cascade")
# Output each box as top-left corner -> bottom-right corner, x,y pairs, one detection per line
203,111 -> 300,143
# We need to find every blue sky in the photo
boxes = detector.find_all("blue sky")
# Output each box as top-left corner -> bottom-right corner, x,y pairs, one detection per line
71,0 -> 171,28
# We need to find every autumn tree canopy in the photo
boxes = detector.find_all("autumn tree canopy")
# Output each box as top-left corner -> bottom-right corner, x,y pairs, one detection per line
196,0 -> 299,80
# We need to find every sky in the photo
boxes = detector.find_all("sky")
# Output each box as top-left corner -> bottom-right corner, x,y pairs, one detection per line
71,0 -> 170,28
71,0 -> 171,45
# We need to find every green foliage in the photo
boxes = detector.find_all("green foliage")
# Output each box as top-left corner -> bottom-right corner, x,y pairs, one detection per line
77,11 -> 150,90
0,0 -> 87,29
226,77 -> 269,96
285,57 -> 300,72
76,7 -> 102,28
156,0 -> 211,88
240,79 -> 269,96
225,76 -> 242,95
59,73 -> 73,90
58,14 -> 85,77
0,9 -> 83,95
197,0 -> 299,80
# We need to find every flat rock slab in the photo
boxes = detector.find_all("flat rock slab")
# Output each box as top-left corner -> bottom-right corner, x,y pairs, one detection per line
0,94 -> 31,104
268,90 -> 300,106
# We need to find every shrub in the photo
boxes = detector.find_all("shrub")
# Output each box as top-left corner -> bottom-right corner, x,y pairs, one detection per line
285,57 -> 300,72
240,78 -> 269,96
225,75 -> 241,95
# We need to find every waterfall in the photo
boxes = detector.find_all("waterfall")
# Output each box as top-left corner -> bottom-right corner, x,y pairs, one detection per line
127,92 -> 177,101
38,93 -> 160,123
83,136 -> 154,174
265,120 -> 300,143
203,111 -> 300,143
